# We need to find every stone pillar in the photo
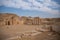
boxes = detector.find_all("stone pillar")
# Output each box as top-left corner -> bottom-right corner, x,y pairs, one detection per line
50,26 -> 53,32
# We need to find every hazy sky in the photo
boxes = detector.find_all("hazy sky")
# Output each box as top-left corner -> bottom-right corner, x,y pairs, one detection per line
0,0 -> 60,18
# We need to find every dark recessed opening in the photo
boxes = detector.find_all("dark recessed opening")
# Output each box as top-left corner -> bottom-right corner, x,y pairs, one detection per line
8,21 -> 10,25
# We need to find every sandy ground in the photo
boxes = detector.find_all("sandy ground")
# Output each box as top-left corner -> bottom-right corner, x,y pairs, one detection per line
0,25 -> 60,40
32,32 -> 60,40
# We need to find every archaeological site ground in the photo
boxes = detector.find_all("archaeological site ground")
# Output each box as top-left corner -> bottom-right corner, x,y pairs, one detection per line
0,13 -> 60,40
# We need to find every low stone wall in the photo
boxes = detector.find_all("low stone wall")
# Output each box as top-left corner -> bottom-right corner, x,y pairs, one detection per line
5,31 -> 41,40
52,25 -> 60,33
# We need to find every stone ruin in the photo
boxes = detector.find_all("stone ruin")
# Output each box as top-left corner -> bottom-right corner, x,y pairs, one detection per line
0,13 -> 23,26
0,13 -> 60,33
0,13 -> 60,26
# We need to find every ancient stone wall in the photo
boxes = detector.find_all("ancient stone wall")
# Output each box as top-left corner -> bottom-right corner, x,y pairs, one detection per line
0,13 -> 23,26
0,13 -> 60,26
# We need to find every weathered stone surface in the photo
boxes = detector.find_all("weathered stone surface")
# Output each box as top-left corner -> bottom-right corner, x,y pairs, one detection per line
0,13 -> 22,26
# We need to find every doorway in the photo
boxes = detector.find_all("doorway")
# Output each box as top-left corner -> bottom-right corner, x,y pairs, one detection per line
8,21 -> 10,25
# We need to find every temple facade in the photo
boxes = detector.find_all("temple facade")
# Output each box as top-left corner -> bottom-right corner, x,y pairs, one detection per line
0,13 -> 22,26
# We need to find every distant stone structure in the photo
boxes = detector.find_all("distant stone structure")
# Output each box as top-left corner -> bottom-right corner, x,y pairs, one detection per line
0,13 -> 60,26
22,17 -> 42,25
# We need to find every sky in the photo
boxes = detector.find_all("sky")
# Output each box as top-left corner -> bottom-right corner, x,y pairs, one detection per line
0,0 -> 60,18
